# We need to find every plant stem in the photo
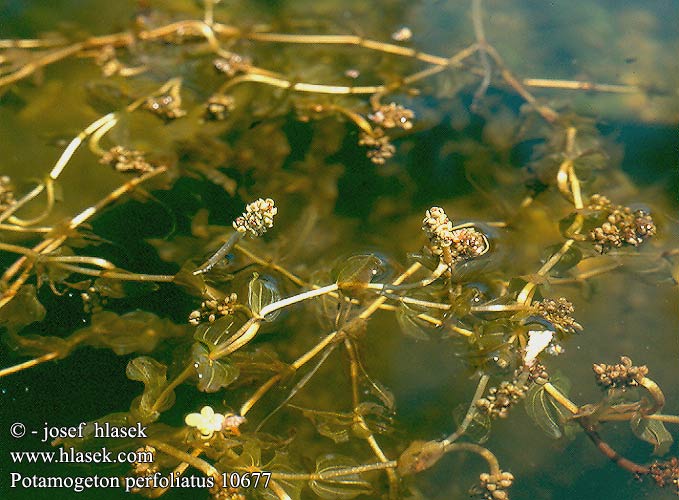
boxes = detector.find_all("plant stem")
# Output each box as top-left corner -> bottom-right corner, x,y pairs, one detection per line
647,414 -> 679,424
259,283 -> 339,318
150,364 -> 195,414
270,460 -> 397,481
580,425 -> 649,475
443,374 -> 490,445
543,382 -> 579,414
193,231 -> 244,275
0,352 -> 60,378
442,442 -> 501,476
145,439 -> 221,482
639,377 -> 665,415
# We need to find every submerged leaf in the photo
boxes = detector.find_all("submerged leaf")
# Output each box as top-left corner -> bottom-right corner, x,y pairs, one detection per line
256,452 -> 302,500
543,243 -> 582,275
0,285 -> 46,330
84,310 -> 189,355
173,260 -> 208,296
396,303 -> 431,340
630,414 -> 673,456
365,379 -> 396,413
397,440 -> 446,475
335,254 -> 384,295
56,412 -> 131,450
194,315 -> 235,351
231,347 -> 290,385
293,406 -> 353,443
191,343 -> 239,392
126,356 -> 174,423
395,288 -> 446,340
453,403 -> 491,444
248,273 -> 281,321
524,374 -> 572,439
2,329 -> 71,358
310,454 -> 373,499
354,402 -> 394,436
85,81 -> 129,113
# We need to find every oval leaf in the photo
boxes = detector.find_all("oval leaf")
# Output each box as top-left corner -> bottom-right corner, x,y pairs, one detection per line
191,343 -> 240,392
453,403 -> 491,444
194,315 -> 235,351
630,414 -> 673,456
310,454 -> 373,499
396,302 -> 434,341
257,452 -> 303,500
335,255 -> 384,295
248,273 -> 281,321
293,406 -> 352,444
524,374 -> 572,439
85,310 -> 188,355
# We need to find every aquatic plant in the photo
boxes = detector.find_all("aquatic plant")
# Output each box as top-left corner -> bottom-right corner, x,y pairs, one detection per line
1,0 -> 677,499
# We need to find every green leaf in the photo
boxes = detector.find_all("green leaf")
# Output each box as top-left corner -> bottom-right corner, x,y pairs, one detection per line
2,329 -> 71,358
256,452 -> 302,500
335,254 -> 384,295
126,356 -> 174,423
397,440 -> 446,475
0,285 -> 45,330
630,414 -> 673,456
354,402 -> 393,436
173,260 -> 209,296
541,243 -> 582,275
365,379 -> 396,413
396,302 -> 432,340
524,374 -> 572,439
310,454 -> 373,499
293,406 -> 353,443
37,247 -> 75,285
231,347 -> 290,386
194,315 -> 236,351
453,403 -> 491,444
84,310 -> 189,355
248,273 -> 281,321
395,288 -> 445,341
191,343 -> 239,393
85,80 -> 129,113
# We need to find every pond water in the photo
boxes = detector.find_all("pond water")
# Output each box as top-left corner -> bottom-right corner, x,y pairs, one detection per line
1,1 -> 678,500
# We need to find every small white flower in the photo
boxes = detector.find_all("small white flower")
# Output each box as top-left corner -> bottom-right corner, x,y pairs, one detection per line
524,330 -> 553,366
422,206 -> 454,250
233,198 -> 277,237
184,406 -> 225,438
391,26 -> 413,42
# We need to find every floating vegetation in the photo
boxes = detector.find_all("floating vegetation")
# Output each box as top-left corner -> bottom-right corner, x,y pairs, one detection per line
0,0 -> 677,499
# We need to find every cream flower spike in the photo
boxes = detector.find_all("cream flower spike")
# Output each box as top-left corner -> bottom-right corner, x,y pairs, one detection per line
193,197 -> 277,275
232,197 -> 277,237
184,406 -> 225,438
